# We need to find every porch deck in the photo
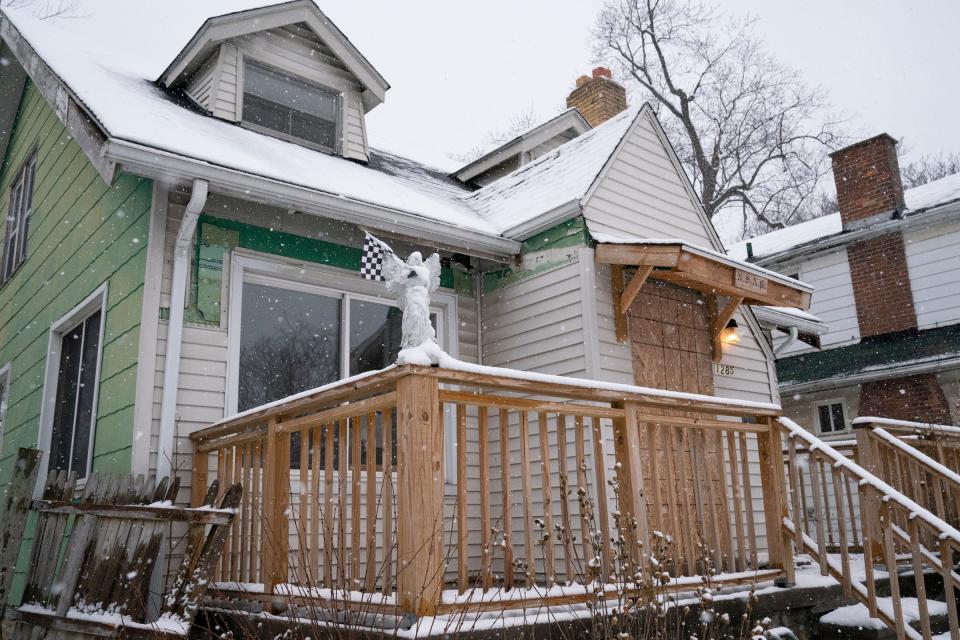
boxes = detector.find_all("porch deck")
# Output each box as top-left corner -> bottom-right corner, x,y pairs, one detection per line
188,360 -> 794,621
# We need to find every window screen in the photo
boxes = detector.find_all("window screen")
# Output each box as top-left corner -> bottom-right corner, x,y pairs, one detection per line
242,61 -> 339,151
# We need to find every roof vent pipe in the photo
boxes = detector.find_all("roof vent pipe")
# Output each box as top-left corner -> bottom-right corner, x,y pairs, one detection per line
157,178 -> 208,481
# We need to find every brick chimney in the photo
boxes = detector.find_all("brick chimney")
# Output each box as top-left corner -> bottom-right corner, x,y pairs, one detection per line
566,67 -> 627,128
830,133 -> 905,231
832,133 -> 952,426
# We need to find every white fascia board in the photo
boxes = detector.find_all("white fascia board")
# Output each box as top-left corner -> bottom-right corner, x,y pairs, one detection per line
780,355 -> 960,395
105,138 -> 520,260
500,199 -> 583,241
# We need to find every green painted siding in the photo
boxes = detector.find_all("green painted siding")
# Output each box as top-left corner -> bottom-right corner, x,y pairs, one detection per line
182,215 -> 461,324
483,216 -> 590,292
0,80 -> 152,484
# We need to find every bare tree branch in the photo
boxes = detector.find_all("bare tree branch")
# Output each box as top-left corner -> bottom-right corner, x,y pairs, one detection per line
593,0 -> 847,233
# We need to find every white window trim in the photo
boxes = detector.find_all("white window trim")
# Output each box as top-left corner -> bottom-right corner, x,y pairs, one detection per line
35,284 -> 108,495
224,251 -> 460,417
0,362 -> 11,460
814,398 -> 849,436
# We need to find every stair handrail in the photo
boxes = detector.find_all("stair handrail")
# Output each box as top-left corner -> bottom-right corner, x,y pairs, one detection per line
780,417 -> 960,540
868,426 -> 960,491
852,416 -> 960,438
778,416 -> 960,640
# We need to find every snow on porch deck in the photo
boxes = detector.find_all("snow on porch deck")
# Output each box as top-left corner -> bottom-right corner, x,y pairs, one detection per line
205,556 -> 870,637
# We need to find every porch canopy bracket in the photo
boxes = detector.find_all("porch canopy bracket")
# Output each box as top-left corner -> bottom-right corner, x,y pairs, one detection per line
597,240 -> 813,356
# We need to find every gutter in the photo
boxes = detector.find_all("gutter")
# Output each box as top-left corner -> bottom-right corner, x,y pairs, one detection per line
156,179 -> 208,479
774,326 -> 799,356
104,138 -> 521,261
779,353 -> 960,395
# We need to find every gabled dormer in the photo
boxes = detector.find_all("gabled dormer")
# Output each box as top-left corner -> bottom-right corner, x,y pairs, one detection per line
158,0 -> 389,162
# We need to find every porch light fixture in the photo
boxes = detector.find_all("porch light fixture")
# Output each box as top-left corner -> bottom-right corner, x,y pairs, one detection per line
721,318 -> 740,344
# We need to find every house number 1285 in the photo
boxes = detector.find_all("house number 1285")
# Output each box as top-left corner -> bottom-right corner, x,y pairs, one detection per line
715,364 -> 736,376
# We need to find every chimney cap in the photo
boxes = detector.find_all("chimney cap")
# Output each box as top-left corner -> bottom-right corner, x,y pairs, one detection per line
592,66 -> 612,79
829,133 -> 898,159
575,75 -> 591,88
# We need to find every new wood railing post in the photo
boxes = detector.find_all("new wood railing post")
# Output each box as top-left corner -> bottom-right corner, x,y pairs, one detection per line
758,417 -> 795,584
396,372 -> 444,618
854,422 -> 886,567
191,448 -> 209,507
612,401 -> 651,580
261,417 -> 290,593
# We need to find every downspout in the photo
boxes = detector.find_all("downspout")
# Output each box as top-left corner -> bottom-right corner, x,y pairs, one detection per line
774,326 -> 799,357
156,179 -> 208,479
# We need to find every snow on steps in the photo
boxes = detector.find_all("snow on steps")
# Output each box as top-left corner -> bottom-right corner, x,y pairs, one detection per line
819,598 -> 950,640
779,417 -> 960,640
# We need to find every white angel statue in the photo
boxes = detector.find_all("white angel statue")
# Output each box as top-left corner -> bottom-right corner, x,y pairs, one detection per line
383,250 -> 447,365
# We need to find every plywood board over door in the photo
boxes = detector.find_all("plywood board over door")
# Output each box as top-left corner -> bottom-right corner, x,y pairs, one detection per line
626,278 -> 733,575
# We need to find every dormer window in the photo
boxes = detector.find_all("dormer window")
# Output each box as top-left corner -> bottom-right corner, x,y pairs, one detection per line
242,61 -> 339,152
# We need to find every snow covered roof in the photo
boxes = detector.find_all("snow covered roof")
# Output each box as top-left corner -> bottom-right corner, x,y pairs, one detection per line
465,108 -> 637,234
0,2 -> 655,251
728,171 -> 960,261
451,108 -> 591,184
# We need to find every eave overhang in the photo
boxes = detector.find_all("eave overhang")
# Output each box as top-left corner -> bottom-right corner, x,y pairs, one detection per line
104,138 -> 521,262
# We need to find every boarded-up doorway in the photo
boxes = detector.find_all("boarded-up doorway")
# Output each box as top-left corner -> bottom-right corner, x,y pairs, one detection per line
626,278 -> 734,574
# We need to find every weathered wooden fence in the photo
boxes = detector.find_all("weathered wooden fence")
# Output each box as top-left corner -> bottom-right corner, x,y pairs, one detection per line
0,448 -> 241,638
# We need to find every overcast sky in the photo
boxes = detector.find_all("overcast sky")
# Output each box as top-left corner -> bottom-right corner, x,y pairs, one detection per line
323,1 -> 960,172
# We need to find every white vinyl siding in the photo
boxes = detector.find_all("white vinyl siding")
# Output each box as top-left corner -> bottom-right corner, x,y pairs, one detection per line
582,113 -> 713,244
771,249 -> 860,356
904,217 -> 960,330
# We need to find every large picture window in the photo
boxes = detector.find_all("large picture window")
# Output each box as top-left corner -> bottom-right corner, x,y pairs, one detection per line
236,276 -> 437,412
242,61 -> 339,152
49,309 -> 102,478
228,256 -> 456,475
2,153 -> 36,283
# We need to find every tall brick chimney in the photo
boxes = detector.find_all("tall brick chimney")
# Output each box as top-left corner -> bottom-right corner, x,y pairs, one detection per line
832,133 -> 952,425
566,67 -> 627,128
830,133 -> 905,231
831,132 -> 917,339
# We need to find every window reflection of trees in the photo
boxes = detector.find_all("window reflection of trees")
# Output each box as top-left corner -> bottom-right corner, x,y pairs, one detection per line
238,313 -> 340,411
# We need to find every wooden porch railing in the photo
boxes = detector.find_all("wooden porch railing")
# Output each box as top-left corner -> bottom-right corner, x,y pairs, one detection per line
854,418 -> 960,529
190,364 -> 793,618
779,417 -> 960,640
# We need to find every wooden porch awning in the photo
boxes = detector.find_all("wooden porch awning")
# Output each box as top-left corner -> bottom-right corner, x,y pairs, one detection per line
596,240 -> 814,358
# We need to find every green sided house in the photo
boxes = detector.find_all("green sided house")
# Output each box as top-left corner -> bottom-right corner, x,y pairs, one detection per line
0,0 -> 826,623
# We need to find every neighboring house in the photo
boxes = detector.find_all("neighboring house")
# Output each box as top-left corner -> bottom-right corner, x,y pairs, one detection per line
731,134 -> 960,439
0,0 -> 812,566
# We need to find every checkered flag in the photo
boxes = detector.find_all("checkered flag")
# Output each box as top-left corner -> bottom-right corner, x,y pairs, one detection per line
360,232 -> 394,281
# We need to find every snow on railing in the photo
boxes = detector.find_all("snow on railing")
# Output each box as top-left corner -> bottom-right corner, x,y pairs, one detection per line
779,416 -> 960,640
852,416 -> 960,437
780,416 -> 960,545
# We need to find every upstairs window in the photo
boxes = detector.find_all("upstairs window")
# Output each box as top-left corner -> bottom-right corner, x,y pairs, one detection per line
816,401 -> 847,435
2,153 -> 36,283
242,61 -> 339,152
